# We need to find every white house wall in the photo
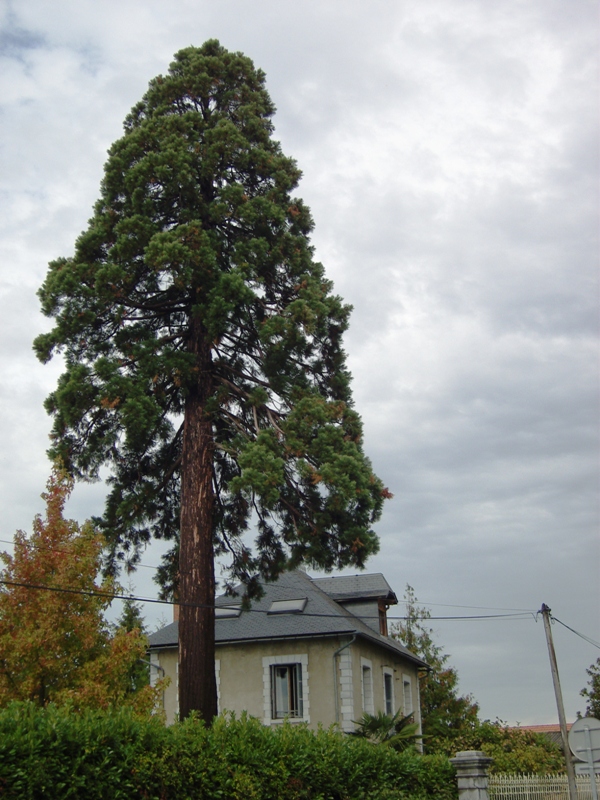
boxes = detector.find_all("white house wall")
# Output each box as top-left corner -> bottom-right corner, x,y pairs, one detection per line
153,635 -> 422,733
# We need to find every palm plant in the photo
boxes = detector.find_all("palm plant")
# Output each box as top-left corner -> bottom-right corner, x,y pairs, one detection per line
349,709 -> 421,751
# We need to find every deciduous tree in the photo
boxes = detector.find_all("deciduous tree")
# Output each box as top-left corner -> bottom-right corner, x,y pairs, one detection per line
0,468 -> 161,713
34,40 -> 387,721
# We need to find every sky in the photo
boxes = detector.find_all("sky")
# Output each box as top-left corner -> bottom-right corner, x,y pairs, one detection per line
0,0 -> 598,727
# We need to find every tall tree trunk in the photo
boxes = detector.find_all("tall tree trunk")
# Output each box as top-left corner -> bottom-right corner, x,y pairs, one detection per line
178,319 -> 218,722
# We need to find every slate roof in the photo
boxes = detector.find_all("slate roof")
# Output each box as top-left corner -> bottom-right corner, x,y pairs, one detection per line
312,573 -> 398,604
148,570 -> 427,668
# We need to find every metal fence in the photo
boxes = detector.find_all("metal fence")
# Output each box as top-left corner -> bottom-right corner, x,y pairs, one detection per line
489,773 -> 595,800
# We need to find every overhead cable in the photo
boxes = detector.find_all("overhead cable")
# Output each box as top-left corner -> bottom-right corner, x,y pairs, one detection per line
0,578 -> 535,621
551,615 -> 600,650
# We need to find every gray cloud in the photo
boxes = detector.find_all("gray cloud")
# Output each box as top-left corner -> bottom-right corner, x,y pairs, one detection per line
0,0 -> 597,725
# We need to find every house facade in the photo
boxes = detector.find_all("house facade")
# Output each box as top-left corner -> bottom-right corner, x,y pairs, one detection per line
148,570 -> 428,732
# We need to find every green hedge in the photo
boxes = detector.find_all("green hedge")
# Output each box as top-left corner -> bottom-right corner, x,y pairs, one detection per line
0,703 -> 457,799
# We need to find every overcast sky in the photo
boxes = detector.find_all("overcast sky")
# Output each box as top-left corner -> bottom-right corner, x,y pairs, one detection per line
0,0 -> 598,727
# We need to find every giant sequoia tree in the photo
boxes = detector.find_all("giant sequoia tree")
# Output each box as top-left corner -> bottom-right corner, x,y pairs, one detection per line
35,41 -> 387,721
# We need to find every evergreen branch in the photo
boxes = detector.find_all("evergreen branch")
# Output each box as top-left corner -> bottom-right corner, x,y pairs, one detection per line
213,360 -> 271,390
218,407 -> 254,438
265,407 -> 285,436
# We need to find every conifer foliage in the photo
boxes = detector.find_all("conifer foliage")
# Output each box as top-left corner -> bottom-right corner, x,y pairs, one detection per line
392,585 -> 480,751
34,41 -> 387,720
581,657 -> 600,719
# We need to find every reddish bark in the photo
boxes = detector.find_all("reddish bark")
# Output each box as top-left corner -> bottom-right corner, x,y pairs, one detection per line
178,320 -> 218,722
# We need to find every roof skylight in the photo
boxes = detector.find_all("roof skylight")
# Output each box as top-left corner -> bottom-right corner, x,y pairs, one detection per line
268,598 -> 307,615
215,605 -> 242,619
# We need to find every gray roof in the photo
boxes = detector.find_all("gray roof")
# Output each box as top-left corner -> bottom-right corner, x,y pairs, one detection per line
312,573 -> 398,604
148,570 -> 427,668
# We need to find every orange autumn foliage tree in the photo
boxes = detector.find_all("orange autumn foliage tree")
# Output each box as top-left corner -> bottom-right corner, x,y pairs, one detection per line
0,468 -> 164,713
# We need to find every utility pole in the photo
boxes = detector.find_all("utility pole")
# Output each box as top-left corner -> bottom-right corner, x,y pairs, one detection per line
540,603 -> 579,800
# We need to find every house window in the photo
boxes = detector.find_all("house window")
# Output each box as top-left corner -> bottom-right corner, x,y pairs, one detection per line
271,663 -> 303,719
402,675 -> 413,716
262,654 -> 309,724
215,659 -> 221,714
149,651 -> 160,688
383,668 -> 394,716
361,658 -> 374,714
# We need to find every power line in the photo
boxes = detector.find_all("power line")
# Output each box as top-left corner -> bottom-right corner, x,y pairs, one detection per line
0,541 -> 593,632
4,577 -> 598,655
0,537 -> 162,572
8,577 -> 600,647
0,579 -> 170,607
1,537 -> 535,615
551,615 -> 600,650
397,599 -> 533,613
0,578 -> 535,621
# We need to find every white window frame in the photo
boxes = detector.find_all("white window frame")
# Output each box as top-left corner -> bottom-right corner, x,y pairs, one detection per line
149,651 -> 160,688
262,654 -> 310,725
215,658 -> 221,714
175,658 -> 179,716
382,667 -> 395,716
360,657 -> 374,715
402,673 -> 413,716
338,644 -> 354,732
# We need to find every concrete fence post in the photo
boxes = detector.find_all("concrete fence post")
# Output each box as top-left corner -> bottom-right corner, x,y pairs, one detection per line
450,751 -> 493,800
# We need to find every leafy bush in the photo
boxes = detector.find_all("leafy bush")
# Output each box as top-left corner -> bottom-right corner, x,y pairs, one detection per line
0,703 -> 457,799
0,702 -> 169,799
433,720 -> 565,775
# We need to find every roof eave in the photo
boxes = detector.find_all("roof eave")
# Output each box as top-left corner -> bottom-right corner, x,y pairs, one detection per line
148,628 -> 428,668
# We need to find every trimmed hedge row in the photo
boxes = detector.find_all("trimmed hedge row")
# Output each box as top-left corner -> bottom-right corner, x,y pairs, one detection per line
0,703 -> 457,799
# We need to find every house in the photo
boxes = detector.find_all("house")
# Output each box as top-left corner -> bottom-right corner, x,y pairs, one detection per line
148,569 -> 428,731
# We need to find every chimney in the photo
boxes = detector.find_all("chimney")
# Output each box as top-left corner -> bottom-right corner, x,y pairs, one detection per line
378,599 -> 389,637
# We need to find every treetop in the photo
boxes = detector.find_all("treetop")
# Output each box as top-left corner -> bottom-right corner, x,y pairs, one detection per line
34,40 -> 388,597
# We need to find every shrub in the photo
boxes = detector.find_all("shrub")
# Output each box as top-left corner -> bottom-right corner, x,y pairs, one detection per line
0,703 -> 457,799
0,702 -> 169,799
434,719 -> 565,774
